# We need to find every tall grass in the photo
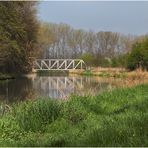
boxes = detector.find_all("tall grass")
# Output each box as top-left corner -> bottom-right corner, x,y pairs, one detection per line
13,99 -> 61,132
0,84 -> 148,146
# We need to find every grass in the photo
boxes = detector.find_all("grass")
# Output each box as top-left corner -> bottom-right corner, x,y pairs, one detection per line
80,69 -> 127,78
0,84 -> 148,146
80,70 -> 94,76
77,67 -> 148,80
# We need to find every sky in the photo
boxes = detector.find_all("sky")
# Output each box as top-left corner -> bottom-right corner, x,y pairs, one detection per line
38,1 -> 148,35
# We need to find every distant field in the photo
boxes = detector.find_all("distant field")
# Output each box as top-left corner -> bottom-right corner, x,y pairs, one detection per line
0,83 -> 148,147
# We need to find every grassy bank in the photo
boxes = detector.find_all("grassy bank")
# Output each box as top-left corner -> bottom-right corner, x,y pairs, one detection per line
0,84 -> 148,146
79,68 -> 148,79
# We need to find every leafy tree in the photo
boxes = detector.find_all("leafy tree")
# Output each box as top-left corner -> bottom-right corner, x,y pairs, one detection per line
0,1 -> 38,73
127,38 -> 148,70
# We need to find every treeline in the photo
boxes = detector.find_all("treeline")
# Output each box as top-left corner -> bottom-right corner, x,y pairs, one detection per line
39,23 -> 147,70
38,23 -> 134,59
38,22 -> 148,68
0,1 -> 39,73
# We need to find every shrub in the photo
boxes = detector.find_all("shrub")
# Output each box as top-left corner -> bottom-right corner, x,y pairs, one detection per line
79,53 -> 95,66
111,54 -> 128,68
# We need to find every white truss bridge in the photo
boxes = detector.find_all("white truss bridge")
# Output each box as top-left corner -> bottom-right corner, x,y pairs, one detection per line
33,59 -> 87,71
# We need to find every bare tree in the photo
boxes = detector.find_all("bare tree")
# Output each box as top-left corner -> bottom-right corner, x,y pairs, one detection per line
38,22 -> 139,67
96,31 -> 120,58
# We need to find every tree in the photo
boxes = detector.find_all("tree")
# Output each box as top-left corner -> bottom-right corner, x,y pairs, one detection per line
96,31 -> 120,57
38,23 -> 57,58
37,22 -> 142,68
0,1 -> 39,73
85,31 -> 97,55
68,29 -> 86,58
127,37 -> 148,70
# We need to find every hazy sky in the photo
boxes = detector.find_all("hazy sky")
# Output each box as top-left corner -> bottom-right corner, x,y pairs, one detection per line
38,1 -> 148,35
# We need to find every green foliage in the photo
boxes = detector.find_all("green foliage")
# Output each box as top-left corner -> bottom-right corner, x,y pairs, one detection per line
0,2 -> 39,73
78,53 -> 128,68
14,99 -> 61,132
101,57 -> 112,67
127,38 -> 148,70
81,70 -> 93,76
79,53 -> 95,66
93,56 -> 112,67
61,97 -> 89,124
0,84 -> 148,146
93,54 -> 128,68
111,54 -> 128,68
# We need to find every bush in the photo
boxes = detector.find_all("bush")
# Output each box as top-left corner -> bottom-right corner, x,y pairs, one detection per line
101,58 -> 112,67
111,54 -> 128,68
79,53 -> 95,66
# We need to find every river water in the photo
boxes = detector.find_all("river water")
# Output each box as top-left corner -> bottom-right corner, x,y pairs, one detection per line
0,73 -> 118,103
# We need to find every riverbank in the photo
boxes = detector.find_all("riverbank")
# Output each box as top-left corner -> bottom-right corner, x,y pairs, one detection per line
69,67 -> 148,79
0,83 -> 148,146
0,73 -> 15,80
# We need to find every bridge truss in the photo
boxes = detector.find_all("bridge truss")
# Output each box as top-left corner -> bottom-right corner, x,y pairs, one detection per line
33,59 -> 87,70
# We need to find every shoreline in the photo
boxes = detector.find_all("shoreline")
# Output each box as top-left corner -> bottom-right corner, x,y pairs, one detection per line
0,74 -> 15,80
1,67 -> 148,80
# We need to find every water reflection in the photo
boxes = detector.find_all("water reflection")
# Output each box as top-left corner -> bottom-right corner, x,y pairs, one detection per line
0,75 -> 115,102
0,78 -> 35,102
